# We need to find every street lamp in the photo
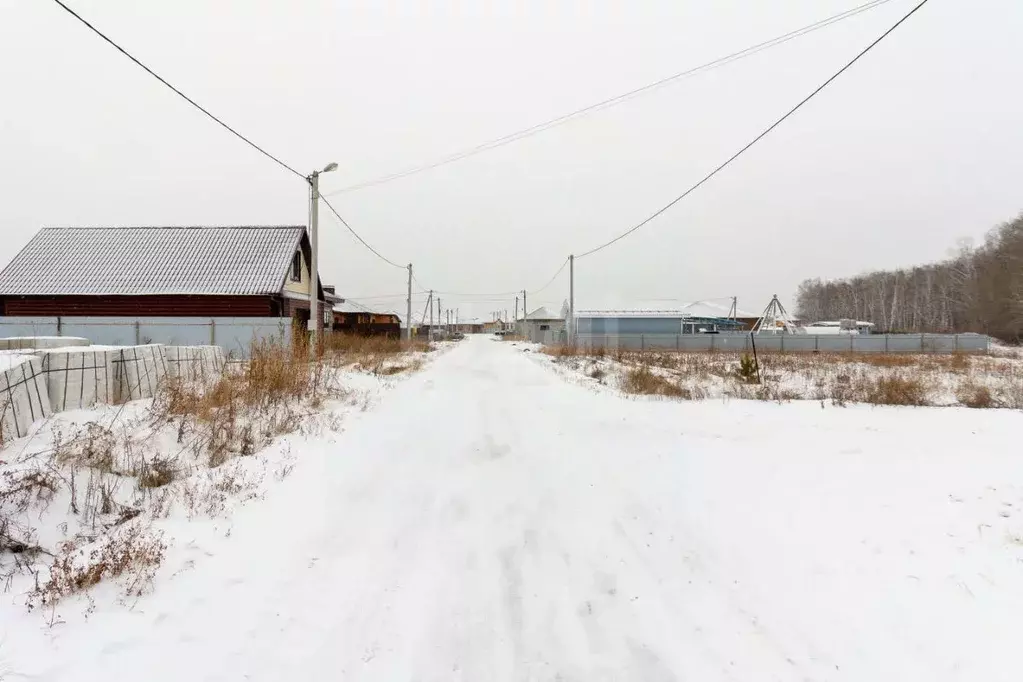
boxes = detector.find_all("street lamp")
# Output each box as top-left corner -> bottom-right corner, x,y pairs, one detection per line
307,162 -> 337,346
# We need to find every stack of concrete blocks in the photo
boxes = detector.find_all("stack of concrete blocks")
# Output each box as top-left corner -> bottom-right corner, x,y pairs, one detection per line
1,341 -> 228,442
36,344 -> 168,412
0,356 -> 51,441
164,345 -> 226,383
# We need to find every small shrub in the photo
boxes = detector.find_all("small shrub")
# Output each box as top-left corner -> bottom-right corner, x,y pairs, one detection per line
0,468 -> 59,513
29,525 -> 166,608
860,375 -> 931,406
737,354 -> 759,383
54,423 -> 117,473
137,458 -> 177,489
588,366 -> 606,381
544,345 -> 580,359
621,366 -> 686,398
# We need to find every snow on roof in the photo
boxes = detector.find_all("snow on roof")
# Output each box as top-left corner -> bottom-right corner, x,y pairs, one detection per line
0,226 -> 306,296
576,309 -> 688,318
808,320 -> 875,327
333,299 -> 401,318
680,300 -> 759,319
525,306 -> 561,320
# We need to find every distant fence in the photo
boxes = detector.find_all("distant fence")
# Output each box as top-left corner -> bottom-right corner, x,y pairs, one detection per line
0,316 -> 290,357
560,332 -> 989,353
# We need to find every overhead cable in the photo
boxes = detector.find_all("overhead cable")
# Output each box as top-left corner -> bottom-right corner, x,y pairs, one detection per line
324,0 -> 895,196
318,195 -> 406,269
51,0 -> 304,180
575,0 -> 930,260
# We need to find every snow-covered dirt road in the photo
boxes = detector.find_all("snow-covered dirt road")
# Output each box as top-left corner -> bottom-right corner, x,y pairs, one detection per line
12,336 -> 1023,681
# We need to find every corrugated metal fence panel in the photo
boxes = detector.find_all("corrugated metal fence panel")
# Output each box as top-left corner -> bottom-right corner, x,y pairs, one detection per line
570,333 -> 988,353
0,316 -> 291,357
138,318 -> 214,347
211,318 -> 290,358
0,317 -> 60,337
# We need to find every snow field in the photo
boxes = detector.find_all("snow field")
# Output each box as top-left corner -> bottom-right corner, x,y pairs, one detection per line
538,344 -> 1023,408
2,336 -> 1021,681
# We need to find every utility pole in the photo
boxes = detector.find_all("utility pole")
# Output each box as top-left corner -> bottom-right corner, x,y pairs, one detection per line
456,308 -> 459,331
306,162 -> 338,347
429,290 -> 434,337
569,254 -> 575,345
522,289 -> 527,322
406,263 -> 413,342
515,296 -> 519,334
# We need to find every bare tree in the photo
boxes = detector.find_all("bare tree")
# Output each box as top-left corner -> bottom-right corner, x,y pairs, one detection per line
795,212 -> 1023,342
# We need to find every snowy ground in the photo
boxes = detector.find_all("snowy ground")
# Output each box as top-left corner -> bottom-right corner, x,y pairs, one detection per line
3,335 -> 1023,681
539,343 -> 1023,408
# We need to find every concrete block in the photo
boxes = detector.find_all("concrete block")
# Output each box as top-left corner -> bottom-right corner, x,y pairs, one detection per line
0,336 -> 90,351
0,356 -> 51,441
36,348 -> 119,412
113,345 -> 168,401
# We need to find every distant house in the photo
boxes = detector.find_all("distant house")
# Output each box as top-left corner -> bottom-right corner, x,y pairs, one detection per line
521,306 -> 566,341
679,301 -> 761,331
332,299 -> 401,338
575,309 -> 745,336
804,319 -> 875,335
0,226 -> 330,330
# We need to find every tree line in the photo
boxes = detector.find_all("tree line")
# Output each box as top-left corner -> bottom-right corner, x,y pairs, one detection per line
795,212 -> 1023,341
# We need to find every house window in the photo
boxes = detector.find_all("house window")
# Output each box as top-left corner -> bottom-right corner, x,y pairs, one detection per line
540,324 -> 550,331
291,252 -> 302,281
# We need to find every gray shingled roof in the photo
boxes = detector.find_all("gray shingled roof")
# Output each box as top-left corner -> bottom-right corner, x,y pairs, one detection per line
0,226 -> 306,296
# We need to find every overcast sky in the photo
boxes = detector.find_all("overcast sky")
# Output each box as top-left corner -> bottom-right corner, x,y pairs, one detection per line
2,0 -> 1021,322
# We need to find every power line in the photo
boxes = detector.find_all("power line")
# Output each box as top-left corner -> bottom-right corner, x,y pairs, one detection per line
576,0 -> 930,260
528,258 -> 570,295
324,0 -> 894,197
342,292 -> 428,300
318,195 -> 406,269
50,0 -> 303,180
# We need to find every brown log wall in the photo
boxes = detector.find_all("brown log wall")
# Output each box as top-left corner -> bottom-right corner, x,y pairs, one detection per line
0,295 -> 279,317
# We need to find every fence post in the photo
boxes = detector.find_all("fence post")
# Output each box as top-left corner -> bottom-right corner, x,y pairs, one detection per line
676,334 -> 680,351
850,334 -> 854,352
134,320 -> 141,345
814,334 -> 819,351
921,333 -> 926,354
954,334 -> 959,352
885,334 -> 889,353
780,334 -> 785,353
57,316 -> 63,337
641,335 -> 645,351
710,334 -> 716,352
210,319 -> 216,346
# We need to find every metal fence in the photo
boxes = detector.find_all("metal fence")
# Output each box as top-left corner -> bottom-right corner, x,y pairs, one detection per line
0,316 -> 291,357
564,332 -> 989,353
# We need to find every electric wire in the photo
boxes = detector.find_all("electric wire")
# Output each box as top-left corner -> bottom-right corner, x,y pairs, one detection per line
51,0 -> 304,180
323,0 -> 895,196
527,258 -> 570,295
318,195 -> 406,269
575,0 -> 930,260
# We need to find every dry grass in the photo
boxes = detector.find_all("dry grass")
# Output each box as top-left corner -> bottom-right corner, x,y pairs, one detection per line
2,334 -> 431,612
956,382 -> 997,409
857,375 -> 931,407
544,345 -> 582,359
157,338 -> 345,466
549,346 -> 1023,409
621,366 -> 688,398
28,524 -> 166,610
